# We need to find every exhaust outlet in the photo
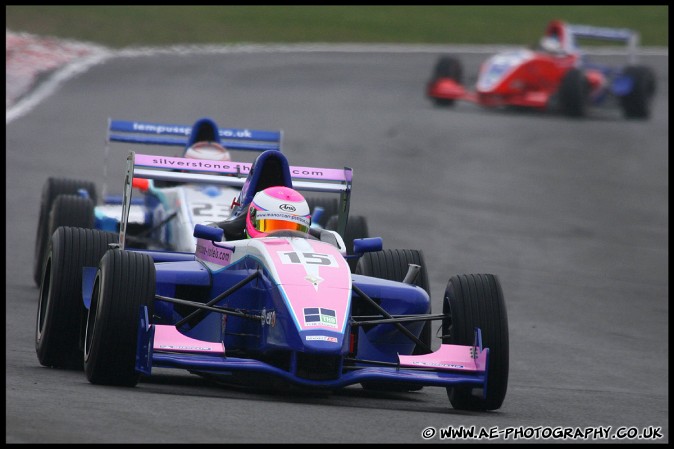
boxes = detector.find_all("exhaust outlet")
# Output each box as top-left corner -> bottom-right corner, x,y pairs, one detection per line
402,264 -> 421,285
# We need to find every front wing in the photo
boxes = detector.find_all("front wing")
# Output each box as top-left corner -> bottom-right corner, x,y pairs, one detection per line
428,77 -> 552,109
136,311 -> 489,394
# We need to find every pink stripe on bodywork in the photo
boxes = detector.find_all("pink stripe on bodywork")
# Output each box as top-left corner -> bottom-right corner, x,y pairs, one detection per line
398,344 -> 488,372
134,153 -> 349,181
153,324 -> 225,354
261,238 -> 351,332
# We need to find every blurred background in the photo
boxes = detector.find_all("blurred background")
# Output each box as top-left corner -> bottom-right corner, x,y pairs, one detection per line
6,5 -> 668,47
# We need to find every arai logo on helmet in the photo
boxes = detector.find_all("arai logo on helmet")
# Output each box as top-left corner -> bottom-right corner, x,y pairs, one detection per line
279,204 -> 296,212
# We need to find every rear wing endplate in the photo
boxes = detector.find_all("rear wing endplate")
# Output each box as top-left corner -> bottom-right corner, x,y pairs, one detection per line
567,23 -> 640,63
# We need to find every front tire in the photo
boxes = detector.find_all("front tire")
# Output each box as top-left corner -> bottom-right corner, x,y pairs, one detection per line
429,56 -> 463,107
442,274 -> 509,411
433,56 -> 463,82
84,249 -> 156,387
35,227 -> 118,369
620,65 -> 656,119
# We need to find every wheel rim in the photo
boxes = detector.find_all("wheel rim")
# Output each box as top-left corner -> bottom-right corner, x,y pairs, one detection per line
35,257 -> 52,342
83,277 -> 100,361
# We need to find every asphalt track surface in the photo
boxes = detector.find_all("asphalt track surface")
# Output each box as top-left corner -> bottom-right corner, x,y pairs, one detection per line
6,46 -> 668,443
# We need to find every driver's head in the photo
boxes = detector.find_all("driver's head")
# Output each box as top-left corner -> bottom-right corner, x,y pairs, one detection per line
540,36 -> 563,54
184,141 -> 232,161
246,186 -> 311,238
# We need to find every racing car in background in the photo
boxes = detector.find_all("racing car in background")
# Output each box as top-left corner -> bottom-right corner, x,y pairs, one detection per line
33,118 -> 369,286
426,20 -> 657,119
36,147 -> 510,411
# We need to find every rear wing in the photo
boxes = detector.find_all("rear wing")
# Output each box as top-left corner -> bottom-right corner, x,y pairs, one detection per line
566,22 -> 640,63
119,152 -> 353,248
107,119 -> 283,152
103,118 -> 284,198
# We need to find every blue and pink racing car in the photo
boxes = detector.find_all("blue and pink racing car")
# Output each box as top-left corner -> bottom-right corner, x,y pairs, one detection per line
36,146 -> 509,411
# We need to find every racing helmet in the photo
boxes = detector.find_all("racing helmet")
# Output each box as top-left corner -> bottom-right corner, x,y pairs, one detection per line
246,186 -> 311,238
184,141 -> 232,161
540,36 -> 563,54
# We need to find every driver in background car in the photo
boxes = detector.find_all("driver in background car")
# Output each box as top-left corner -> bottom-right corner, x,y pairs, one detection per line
182,117 -> 231,162
539,35 -> 565,55
537,21 -> 572,56
183,140 -> 232,162
153,120 -> 232,188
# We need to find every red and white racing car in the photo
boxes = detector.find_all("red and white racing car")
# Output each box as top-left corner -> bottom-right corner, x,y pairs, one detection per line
426,20 -> 656,119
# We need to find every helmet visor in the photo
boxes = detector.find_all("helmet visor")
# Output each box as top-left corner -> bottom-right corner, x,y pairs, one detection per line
255,218 -> 309,234
253,211 -> 310,234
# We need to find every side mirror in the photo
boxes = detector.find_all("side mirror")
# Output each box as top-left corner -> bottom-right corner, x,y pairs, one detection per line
311,206 -> 325,229
353,237 -> 382,255
194,223 -> 224,242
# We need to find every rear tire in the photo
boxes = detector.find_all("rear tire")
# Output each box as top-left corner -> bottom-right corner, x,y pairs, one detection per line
620,65 -> 656,119
84,249 -> 156,387
49,195 -> 95,232
37,194 -> 96,288
35,227 -> 118,369
356,250 -> 431,353
33,178 -> 97,286
442,274 -> 508,411
356,249 -> 431,392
